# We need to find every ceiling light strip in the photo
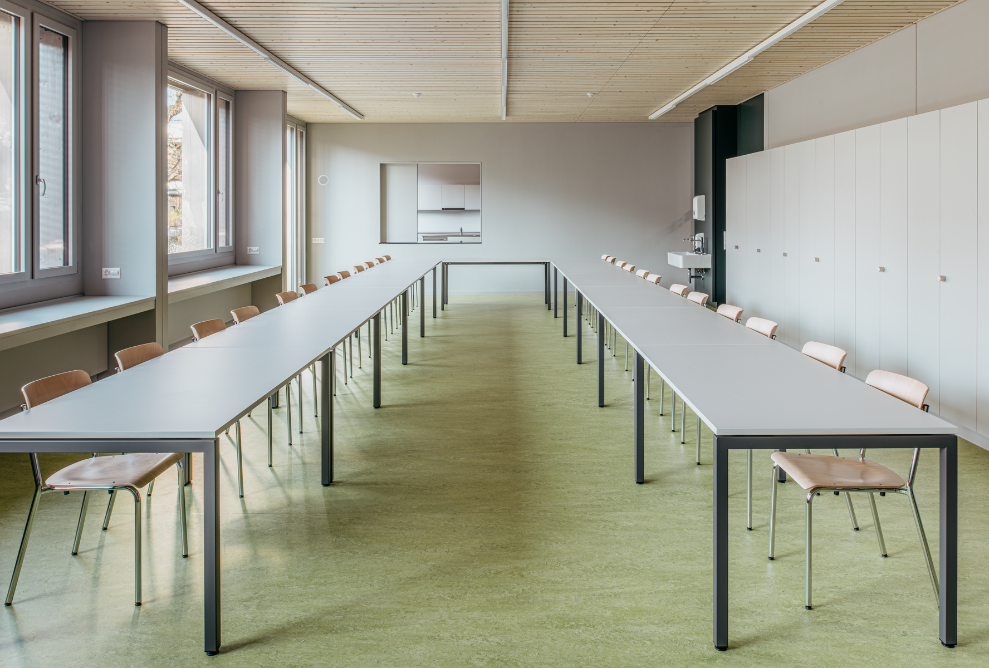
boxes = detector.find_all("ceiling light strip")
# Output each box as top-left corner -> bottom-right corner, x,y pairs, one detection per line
175,0 -> 364,120
501,0 -> 509,120
647,0 -> 844,120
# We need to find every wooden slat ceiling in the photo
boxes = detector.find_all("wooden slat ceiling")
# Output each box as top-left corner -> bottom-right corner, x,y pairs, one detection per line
44,0 -> 963,122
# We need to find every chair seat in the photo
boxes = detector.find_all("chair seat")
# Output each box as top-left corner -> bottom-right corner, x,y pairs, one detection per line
771,452 -> 905,491
47,453 -> 184,490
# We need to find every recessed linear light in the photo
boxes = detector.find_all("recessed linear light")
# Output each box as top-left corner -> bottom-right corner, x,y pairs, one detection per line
175,0 -> 363,120
647,0 -> 844,120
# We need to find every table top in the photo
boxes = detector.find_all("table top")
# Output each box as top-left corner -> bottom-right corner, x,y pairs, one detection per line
552,257 -> 955,437
0,258 -> 440,442
441,258 -> 549,265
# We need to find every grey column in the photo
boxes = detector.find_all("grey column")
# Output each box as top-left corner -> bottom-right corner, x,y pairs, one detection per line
203,437 -> 221,655
432,267 -> 437,318
598,312 -> 605,407
373,313 -> 382,408
563,277 -> 568,337
713,435 -> 729,651
420,277 -> 425,336
402,291 -> 408,365
554,267 -> 558,318
634,350 -> 644,484
320,353 -> 332,486
940,437 -> 958,647
576,292 -> 583,364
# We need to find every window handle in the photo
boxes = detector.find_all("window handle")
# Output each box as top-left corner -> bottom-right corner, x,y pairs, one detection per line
36,175 -> 46,197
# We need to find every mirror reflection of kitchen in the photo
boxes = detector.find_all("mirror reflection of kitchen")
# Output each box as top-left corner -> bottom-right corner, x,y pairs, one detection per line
417,163 -> 481,243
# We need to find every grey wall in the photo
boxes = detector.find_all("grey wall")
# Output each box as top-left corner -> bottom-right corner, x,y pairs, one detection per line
235,90 -> 286,273
168,284 -> 251,346
765,0 -> 989,148
307,123 -> 694,293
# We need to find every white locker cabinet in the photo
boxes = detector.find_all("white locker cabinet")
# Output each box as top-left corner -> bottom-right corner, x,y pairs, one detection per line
441,184 -> 466,209
814,135 -> 836,346
746,151 -> 771,319
798,140 -> 818,346
855,124 -> 882,378
879,118 -> 909,376
907,110 -> 941,413
783,144 -> 802,348
465,185 -> 481,210
833,130 -> 857,376
726,156 -> 747,309
418,184 -> 442,210
940,102 -> 978,430
979,100 -> 989,435
769,147 -> 787,338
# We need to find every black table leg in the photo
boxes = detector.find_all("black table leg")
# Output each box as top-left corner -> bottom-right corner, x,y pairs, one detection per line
373,313 -> 381,408
432,267 -> 437,318
203,437 -> 221,655
634,350 -> 644,484
402,291 -> 408,365
420,277 -> 425,336
598,311 -> 605,407
554,267 -> 558,318
545,263 -> 550,310
940,437 -> 958,647
563,278 -> 568,337
576,292 -> 583,364
713,435 -> 729,650
321,353 -> 332,485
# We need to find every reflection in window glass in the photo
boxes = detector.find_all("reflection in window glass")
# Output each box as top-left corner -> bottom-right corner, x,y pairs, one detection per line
217,97 -> 231,247
0,13 -> 18,275
167,80 -> 210,254
38,26 -> 68,269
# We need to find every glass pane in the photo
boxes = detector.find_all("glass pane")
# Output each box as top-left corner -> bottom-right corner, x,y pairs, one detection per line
217,97 -> 231,247
284,125 -> 296,289
0,13 -> 18,275
167,80 -> 211,254
38,26 -> 68,270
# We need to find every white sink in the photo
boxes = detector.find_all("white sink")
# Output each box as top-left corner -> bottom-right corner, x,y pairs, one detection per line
668,251 -> 712,269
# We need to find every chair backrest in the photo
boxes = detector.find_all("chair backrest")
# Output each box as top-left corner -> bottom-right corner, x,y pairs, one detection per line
275,291 -> 299,306
865,369 -> 929,410
231,305 -> 260,324
353,264 -> 365,273
299,283 -> 318,295
623,264 -> 635,272
607,257 -> 616,264
687,291 -> 709,306
21,370 -> 92,409
601,254 -> 609,260
716,304 -> 743,323
802,341 -> 847,371
745,316 -> 778,339
669,283 -> 689,297
363,261 -> 374,269
325,274 -> 340,285
374,257 -> 385,264
191,318 -> 226,341
383,255 -> 391,261
635,269 -> 649,279
615,260 -> 626,268
337,270 -> 351,279
645,274 -> 661,284
114,342 -> 165,372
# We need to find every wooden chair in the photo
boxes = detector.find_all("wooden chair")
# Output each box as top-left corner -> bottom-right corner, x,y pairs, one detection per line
645,274 -> 661,285
716,304 -> 743,323
352,264 -> 365,273
383,255 -> 392,261
607,257 -> 616,264
745,316 -> 778,339
622,264 -> 636,273
635,269 -> 649,279
601,254 -> 610,261
687,291 -> 708,307
5,371 -> 187,607
114,342 -> 164,372
614,260 -> 626,268
669,284 -> 689,297
337,270 -> 351,280
768,370 -> 938,610
231,305 -> 260,324
802,341 -> 847,372
362,261 -> 374,270
299,283 -> 318,295
275,291 -> 300,305
374,258 -> 385,265
325,275 -> 341,285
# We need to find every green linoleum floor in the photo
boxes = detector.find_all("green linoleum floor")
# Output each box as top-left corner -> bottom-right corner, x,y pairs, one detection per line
1,294 -> 988,666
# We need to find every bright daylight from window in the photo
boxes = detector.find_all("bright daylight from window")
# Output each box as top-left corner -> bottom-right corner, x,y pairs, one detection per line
167,81 -> 210,254
0,13 -> 16,275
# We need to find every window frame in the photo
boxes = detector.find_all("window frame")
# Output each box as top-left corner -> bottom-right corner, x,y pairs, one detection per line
166,65 -> 235,276
285,116 -> 305,291
31,14 -> 75,279
0,0 -> 27,286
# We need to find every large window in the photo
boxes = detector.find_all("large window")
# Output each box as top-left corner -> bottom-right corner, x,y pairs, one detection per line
166,70 -> 233,270
285,118 -> 305,291
0,8 -> 21,278
36,25 -> 68,271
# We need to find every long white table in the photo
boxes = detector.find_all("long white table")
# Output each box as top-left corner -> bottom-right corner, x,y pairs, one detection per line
0,257 -> 441,655
551,257 -> 958,651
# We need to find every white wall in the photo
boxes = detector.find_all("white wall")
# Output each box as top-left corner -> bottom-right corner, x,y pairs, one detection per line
307,123 -> 694,294
727,97 -> 989,442
765,0 -> 989,148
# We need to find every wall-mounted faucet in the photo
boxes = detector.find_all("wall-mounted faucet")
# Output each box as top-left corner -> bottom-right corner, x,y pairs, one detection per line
683,232 -> 707,255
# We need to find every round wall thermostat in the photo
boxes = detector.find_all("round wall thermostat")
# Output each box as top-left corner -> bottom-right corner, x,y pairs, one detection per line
317,175 -> 329,186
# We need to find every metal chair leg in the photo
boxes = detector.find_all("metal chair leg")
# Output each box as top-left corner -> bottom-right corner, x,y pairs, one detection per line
177,464 -> 189,557
102,491 -> 117,530
298,375 -> 304,433
349,336 -> 354,377
832,449 -> 859,531
746,449 -> 753,529
5,485 -> 43,605
147,479 -> 155,496
867,492 -> 887,557
671,392 -> 676,431
768,464 -> 779,559
236,420 -> 244,498
71,491 -> 90,555
129,488 -> 142,606
267,396 -> 273,466
286,384 -> 293,446
805,491 -> 814,609
907,486 -> 939,604
696,416 -> 701,465
659,377 -> 664,416
680,398 -> 685,444
646,366 -> 650,399
342,344 -> 347,386
313,364 -> 318,416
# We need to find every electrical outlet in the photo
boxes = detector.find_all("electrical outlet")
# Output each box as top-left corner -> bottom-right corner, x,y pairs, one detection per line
102,268 -> 120,279
313,238 -> 324,244
247,247 -> 260,255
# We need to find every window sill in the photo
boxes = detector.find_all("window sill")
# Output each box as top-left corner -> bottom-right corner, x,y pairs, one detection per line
168,265 -> 281,305
0,295 -> 155,354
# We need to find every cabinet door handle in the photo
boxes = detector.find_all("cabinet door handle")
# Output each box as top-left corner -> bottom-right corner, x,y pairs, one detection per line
36,175 -> 46,197
878,267 -> 885,273
937,275 -> 946,282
